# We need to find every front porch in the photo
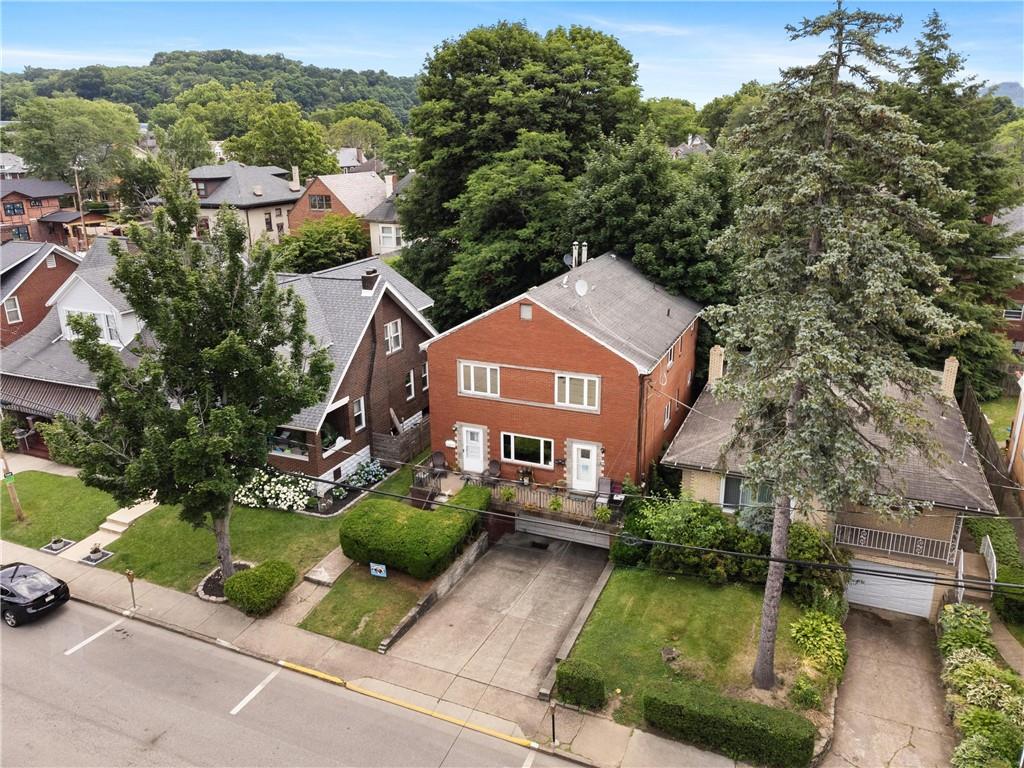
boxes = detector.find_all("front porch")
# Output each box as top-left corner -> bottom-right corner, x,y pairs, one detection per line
834,507 -> 963,566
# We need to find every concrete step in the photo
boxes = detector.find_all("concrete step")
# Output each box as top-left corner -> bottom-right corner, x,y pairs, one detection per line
99,520 -> 130,535
304,546 -> 353,587
107,499 -> 157,526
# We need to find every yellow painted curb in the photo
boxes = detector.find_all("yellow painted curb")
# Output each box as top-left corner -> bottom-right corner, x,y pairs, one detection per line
278,659 -> 538,750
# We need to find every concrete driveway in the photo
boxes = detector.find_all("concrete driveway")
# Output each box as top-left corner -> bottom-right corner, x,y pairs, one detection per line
390,533 -> 608,696
822,609 -> 954,768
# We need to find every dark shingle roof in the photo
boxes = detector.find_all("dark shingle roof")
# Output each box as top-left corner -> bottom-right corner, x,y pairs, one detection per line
69,236 -> 134,312
0,241 -> 44,274
38,209 -> 87,223
188,162 -> 302,208
1,242 -> 78,302
0,178 -> 74,199
528,253 -> 702,372
662,378 -> 998,513
365,172 -> 415,224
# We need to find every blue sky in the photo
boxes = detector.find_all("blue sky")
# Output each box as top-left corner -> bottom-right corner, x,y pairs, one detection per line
2,2 -> 1021,106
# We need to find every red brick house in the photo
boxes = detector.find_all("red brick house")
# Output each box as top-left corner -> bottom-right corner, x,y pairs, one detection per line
288,172 -> 387,235
422,252 -> 701,498
1,241 -> 80,348
1,179 -> 76,245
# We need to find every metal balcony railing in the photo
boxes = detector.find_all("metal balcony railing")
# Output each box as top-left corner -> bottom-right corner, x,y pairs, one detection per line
834,523 -> 952,562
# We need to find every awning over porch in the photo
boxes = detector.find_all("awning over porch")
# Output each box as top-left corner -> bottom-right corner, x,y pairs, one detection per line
0,375 -> 100,420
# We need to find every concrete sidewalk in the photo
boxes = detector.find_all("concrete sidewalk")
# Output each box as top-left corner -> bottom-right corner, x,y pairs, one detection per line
0,538 -> 739,768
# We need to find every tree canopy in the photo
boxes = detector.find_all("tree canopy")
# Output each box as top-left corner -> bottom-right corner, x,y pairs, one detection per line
272,213 -> 370,273
157,115 -> 215,171
326,117 -> 388,157
311,99 -> 402,136
698,81 -> 767,145
45,175 -> 332,579
646,97 -> 702,146
224,102 -> 340,178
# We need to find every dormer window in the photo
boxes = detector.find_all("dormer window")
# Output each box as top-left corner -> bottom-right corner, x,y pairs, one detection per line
63,309 -> 119,345
193,181 -> 207,198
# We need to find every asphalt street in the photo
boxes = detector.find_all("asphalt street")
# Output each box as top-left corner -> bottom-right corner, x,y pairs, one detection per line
1,601 -> 577,767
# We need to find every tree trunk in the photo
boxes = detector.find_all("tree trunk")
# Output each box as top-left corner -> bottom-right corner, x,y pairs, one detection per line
752,493 -> 793,689
213,502 -> 235,579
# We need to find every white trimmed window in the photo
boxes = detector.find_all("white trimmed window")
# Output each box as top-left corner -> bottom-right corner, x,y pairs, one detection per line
721,476 -> 773,512
45,250 -> 56,269
663,403 -> 671,429
519,303 -> 533,320
667,344 -> 675,368
352,397 -> 366,432
459,361 -> 499,397
310,194 -> 331,210
501,432 -> 554,468
1006,304 -> 1024,321
555,373 -> 599,410
64,310 -> 118,344
384,319 -> 402,354
380,225 -> 403,248
688,370 -> 693,386
405,369 -> 415,400
421,361 -> 429,390
4,296 -> 22,323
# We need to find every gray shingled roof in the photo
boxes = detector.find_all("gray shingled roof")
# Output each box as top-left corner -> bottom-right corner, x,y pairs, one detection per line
188,162 -> 303,208
365,172 -> 415,223
67,236 -> 134,313
0,178 -> 74,199
1,241 -> 44,274
0,152 -> 26,175
39,209 -> 87,223
996,205 -> 1024,259
662,377 -> 998,513
275,257 -> 434,430
1,243 -> 78,303
528,253 -> 702,372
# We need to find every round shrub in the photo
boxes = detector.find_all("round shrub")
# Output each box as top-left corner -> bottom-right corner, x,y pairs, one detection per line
788,673 -> 823,710
956,706 -> 1024,763
952,735 -> 1014,768
790,611 -> 847,680
556,658 -> 606,710
223,560 -> 296,616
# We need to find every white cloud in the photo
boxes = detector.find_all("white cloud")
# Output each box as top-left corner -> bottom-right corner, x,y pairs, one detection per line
2,48 -> 152,68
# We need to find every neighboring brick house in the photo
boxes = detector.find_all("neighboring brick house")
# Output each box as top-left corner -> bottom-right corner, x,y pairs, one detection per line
996,205 -> 1024,353
365,172 -> 414,256
661,352 -> 997,621
422,252 -> 701,498
1,241 -> 80,348
183,162 -> 304,248
287,172 -> 387,235
0,178 -> 76,244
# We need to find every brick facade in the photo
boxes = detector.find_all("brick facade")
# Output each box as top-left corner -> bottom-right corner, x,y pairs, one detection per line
1,250 -> 78,347
425,299 -> 699,488
287,177 -> 357,232
1,192 -> 74,245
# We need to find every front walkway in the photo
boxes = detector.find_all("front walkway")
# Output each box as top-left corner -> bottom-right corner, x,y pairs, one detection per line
4,452 -> 78,477
0,538 -> 741,768
822,609 -> 953,768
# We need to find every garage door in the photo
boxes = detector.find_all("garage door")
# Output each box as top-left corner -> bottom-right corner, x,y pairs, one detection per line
515,515 -> 610,549
845,559 -> 936,619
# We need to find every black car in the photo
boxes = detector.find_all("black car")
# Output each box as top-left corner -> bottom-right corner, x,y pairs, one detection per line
1,562 -> 70,627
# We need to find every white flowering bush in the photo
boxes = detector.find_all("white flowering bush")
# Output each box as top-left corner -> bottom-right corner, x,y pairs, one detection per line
235,467 -> 315,512
346,459 -> 390,488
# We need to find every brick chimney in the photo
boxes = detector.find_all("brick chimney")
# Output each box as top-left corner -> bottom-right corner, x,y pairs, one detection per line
289,165 -> 301,192
708,345 -> 725,388
941,356 -> 959,399
361,268 -> 379,295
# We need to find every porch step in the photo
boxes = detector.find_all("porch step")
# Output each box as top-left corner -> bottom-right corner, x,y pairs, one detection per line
304,547 -> 352,587
99,520 -> 130,535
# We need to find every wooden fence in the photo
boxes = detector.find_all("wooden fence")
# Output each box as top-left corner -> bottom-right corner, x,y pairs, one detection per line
960,381 -> 1023,518
371,417 -> 431,465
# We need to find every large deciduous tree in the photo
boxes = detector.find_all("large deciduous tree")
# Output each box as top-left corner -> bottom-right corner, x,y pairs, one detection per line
881,11 -> 1024,400
13,96 -> 139,195
326,117 -> 388,157
224,102 -> 340,178
705,2 -> 962,689
46,176 -> 331,579
311,99 -> 403,136
698,81 -> 767,145
646,97 -> 702,146
272,213 -> 370,273
157,115 -> 215,171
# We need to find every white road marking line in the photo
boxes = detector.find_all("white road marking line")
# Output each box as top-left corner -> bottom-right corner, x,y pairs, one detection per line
230,669 -> 280,716
63,618 -> 125,656
521,748 -> 537,768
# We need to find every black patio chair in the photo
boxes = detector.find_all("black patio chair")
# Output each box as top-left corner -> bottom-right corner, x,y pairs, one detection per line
482,459 -> 501,486
429,450 -> 448,479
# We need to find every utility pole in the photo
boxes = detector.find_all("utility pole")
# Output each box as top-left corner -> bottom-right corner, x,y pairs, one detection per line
0,444 -> 25,523
72,161 -> 89,251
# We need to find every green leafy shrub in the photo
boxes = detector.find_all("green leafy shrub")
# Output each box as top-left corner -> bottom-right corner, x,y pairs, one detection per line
964,519 -> 1024,623
788,672 -> 823,710
223,560 -> 296,616
449,484 -> 492,511
643,681 -> 817,768
499,486 -> 516,503
610,488 -> 653,566
790,611 -> 847,679
0,415 -> 17,452
808,583 -> 849,623
941,604 -> 994,637
951,734 -> 1014,768
940,628 -> 998,660
339,499 -> 478,580
785,523 -> 848,606
956,707 -> 1024,763
943,657 -> 1024,706
35,420 -> 81,466
594,504 -> 611,523
648,498 -> 742,581
556,658 -> 606,709
944,647 -> 1000,678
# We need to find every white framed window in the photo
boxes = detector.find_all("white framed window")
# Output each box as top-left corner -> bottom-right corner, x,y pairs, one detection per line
104,313 -> 118,343
554,373 -> 599,411
721,475 -> 773,512
667,344 -> 675,368
45,251 -> 56,269
519,303 -> 532,320
1006,304 -> 1024,321
353,397 -> 366,432
501,431 -> 554,468
380,225 -> 403,248
4,296 -> 22,324
421,361 -> 429,390
310,194 -> 331,211
663,403 -> 671,429
384,319 -> 402,354
63,310 -> 118,344
459,361 -> 500,397
405,369 -> 415,400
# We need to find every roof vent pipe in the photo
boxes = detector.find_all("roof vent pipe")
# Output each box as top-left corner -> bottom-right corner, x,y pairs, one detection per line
252,184 -> 263,196
289,165 -> 301,192
581,242 -> 588,263
361,268 -> 380,294
571,241 -> 579,268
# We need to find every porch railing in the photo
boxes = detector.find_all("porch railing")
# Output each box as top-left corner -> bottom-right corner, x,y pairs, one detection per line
466,477 -> 597,519
981,534 -> 998,584
955,549 -> 965,604
834,523 -> 952,563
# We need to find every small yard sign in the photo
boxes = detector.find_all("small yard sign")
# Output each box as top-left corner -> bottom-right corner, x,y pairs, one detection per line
369,562 -> 387,578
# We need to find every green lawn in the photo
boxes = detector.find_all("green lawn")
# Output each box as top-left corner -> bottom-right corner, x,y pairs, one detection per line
569,569 -> 803,724
101,504 -> 340,592
1007,621 -> 1024,648
300,566 -> 427,649
981,396 -> 1018,444
376,448 -> 430,499
1,471 -> 120,548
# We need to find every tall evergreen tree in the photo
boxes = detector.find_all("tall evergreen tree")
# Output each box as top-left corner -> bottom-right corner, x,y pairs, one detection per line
44,176 -> 332,580
706,2 -> 962,689
882,11 -> 1024,400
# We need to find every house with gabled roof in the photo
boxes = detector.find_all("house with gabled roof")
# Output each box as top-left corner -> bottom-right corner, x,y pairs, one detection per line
365,172 -> 414,256
1,241 -> 81,348
287,171 -> 387,237
1,178 -> 76,245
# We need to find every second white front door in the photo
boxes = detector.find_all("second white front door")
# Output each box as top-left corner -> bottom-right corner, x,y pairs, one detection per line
570,441 -> 599,493
461,425 -> 485,473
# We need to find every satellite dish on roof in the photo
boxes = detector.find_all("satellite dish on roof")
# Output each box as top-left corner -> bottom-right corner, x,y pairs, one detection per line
574,279 -> 589,297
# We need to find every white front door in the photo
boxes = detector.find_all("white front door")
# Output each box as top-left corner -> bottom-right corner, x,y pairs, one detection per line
570,442 -> 599,493
461,426 -> 485,473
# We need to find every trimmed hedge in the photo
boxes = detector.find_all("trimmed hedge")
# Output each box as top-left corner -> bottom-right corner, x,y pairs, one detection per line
964,518 -> 1024,622
449,484 -> 492,511
556,658 -> 606,709
643,682 -> 817,768
339,499 -> 478,580
223,560 -> 296,616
